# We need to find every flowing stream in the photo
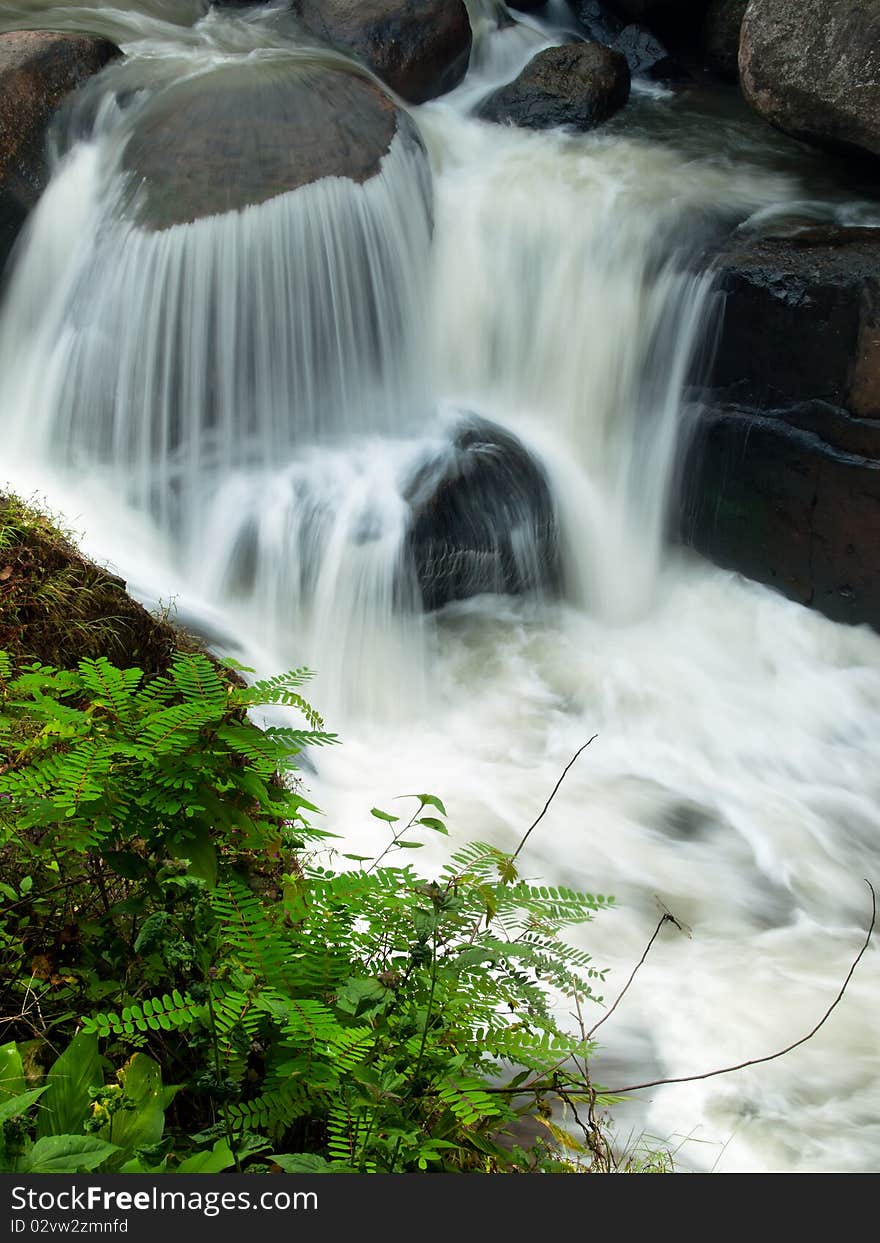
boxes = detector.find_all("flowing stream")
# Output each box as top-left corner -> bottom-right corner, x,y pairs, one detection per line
1,0 -> 879,1172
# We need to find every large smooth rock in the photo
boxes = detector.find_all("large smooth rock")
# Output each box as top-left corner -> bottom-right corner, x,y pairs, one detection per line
406,417 -> 560,611
740,0 -> 880,162
478,42 -> 629,131
681,402 -> 880,627
708,226 -> 880,419
122,63 -> 423,230
292,0 -> 472,103
702,0 -> 747,82
0,31 -> 118,271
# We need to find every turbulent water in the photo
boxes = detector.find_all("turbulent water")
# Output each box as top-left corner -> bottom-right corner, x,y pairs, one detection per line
2,0 -> 879,1172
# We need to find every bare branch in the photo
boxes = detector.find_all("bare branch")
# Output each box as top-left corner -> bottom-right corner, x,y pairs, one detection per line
603,878 -> 876,1096
512,735 -> 597,861
585,912 -> 674,1040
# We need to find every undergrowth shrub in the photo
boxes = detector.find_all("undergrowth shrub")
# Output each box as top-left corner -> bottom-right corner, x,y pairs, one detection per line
0,650 -> 617,1173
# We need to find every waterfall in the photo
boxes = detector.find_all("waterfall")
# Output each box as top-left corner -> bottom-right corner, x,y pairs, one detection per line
1,0 -> 879,1174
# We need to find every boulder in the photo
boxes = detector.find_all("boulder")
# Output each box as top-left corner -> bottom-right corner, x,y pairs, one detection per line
681,402 -> 880,627
566,1 -> 625,44
683,222 -> 880,630
406,417 -> 560,611
122,62 -> 424,230
291,0 -> 472,103
0,30 -> 118,271
702,0 -> 747,82
707,226 -> 880,419
477,42 -> 630,131
614,23 -> 684,80
566,1 -> 686,81
739,0 -> 880,162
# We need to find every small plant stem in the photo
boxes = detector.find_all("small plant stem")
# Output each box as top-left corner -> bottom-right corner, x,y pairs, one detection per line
512,736 -> 597,861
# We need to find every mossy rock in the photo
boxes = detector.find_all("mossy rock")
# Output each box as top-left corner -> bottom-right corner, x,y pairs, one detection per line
0,494 -> 208,675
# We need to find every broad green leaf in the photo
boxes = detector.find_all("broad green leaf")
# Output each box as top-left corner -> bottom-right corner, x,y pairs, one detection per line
119,1155 -> 169,1173
182,827 -> 218,889
370,808 -> 399,824
24,1135 -> 119,1173
0,1041 -> 25,1099
335,977 -> 389,1018
176,1140 -> 236,1173
0,1086 -> 48,1125
416,817 -> 448,834
36,1031 -> 102,1139
104,1054 -> 167,1157
269,1153 -> 336,1174
412,794 -> 447,816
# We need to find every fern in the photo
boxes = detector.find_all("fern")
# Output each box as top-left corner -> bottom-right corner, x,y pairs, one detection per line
77,658 -> 144,720
81,992 -> 203,1039
209,881 -> 291,988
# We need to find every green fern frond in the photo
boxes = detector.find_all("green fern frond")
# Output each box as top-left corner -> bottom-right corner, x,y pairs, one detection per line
82,992 -> 203,1039
77,657 -> 143,719
168,653 -> 228,710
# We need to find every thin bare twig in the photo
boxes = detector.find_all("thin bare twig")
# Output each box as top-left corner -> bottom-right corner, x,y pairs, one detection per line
512,736 -> 598,861
429,878 -> 875,1102
604,878 -> 876,1096
585,912 -> 673,1041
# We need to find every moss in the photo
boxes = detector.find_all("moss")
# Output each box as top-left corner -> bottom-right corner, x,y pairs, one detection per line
0,492 -> 208,676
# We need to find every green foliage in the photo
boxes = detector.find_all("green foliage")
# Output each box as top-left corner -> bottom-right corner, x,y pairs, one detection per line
0,647 -> 622,1174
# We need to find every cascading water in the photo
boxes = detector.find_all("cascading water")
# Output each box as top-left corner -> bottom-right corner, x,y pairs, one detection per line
1,0 -> 879,1172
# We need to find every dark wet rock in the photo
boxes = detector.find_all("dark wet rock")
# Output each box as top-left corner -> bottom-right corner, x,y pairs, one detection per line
615,23 -> 685,81
122,63 -> 424,230
406,417 -> 560,611
702,0 -> 747,82
565,2 -> 686,82
708,226 -> 880,419
740,0 -> 880,162
604,0 -> 671,15
508,1 -> 547,10
0,30 -> 119,271
477,42 -> 629,132
682,223 -> 880,630
292,0 -> 472,103
681,401 -> 880,628
603,0 -> 705,18
566,0 -> 625,43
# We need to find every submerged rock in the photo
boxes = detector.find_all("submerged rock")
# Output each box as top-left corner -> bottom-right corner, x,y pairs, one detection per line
740,0 -> 880,162
477,42 -> 630,132
291,0 -> 473,103
0,30 -> 119,271
406,417 -> 560,611
122,62 -> 426,230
